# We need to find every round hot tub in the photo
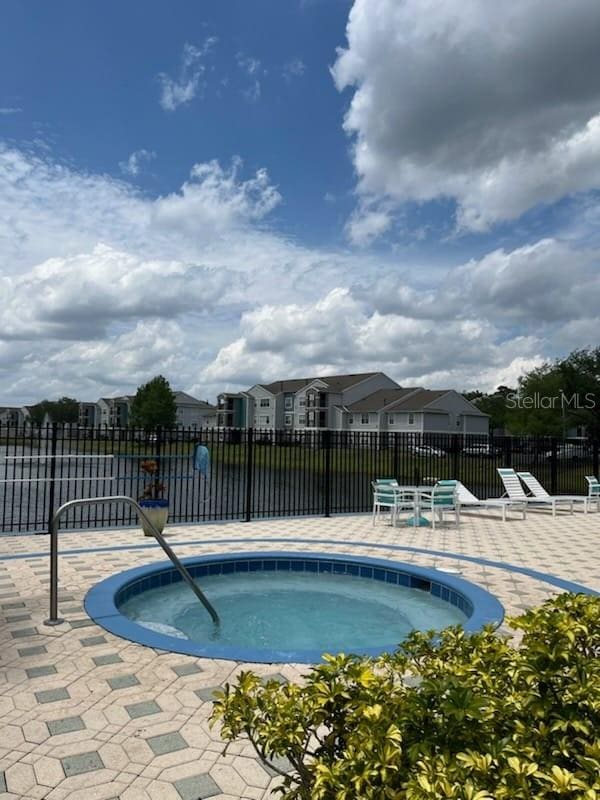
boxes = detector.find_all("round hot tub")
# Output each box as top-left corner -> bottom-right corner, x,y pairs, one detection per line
84,552 -> 504,663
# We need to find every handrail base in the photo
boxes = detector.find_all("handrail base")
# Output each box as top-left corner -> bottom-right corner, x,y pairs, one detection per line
43,617 -> 64,626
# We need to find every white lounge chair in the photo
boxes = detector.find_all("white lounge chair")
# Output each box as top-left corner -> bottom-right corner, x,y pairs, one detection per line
371,479 -> 414,526
518,471 -> 593,514
456,482 -> 526,521
496,468 -> 573,516
586,476 -> 600,512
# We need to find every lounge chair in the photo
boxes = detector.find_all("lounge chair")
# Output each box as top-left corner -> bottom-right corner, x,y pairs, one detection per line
586,476 -> 600,512
496,468 -> 573,516
518,471 -> 594,514
420,480 -> 460,530
456,482 -> 526,521
371,479 -> 414,526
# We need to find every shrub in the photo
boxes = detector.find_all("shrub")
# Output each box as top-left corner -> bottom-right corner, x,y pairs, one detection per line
211,593 -> 600,799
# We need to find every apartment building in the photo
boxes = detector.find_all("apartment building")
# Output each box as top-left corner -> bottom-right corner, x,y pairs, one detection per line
96,396 -> 131,427
0,407 -> 24,426
221,372 -> 400,432
78,402 -> 98,427
216,392 -> 249,428
343,388 -> 489,435
173,392 -> 216,428
217,375 -> 488,436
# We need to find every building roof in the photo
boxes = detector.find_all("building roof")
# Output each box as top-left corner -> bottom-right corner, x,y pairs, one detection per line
260,372 -> 380,396
260,378 -> 314,394
385,389 -> 448,412
346,388 -> 419,412
384,389 -> 488,415
173,391 -> 216,410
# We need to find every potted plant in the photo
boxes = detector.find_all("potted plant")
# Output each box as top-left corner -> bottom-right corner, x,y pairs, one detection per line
138,459 -> 169,537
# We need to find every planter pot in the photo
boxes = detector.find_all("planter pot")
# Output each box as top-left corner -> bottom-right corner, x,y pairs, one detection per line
139,499 -> 169,537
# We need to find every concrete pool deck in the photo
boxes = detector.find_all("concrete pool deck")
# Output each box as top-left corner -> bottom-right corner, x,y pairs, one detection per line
1,509 -> 599,799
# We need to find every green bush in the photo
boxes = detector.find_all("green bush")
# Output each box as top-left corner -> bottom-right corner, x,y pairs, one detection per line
211,593 -> 600,799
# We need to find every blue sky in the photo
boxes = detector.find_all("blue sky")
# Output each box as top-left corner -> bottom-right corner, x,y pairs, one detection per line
1,0 -> 357,245
1,0 -> 600,404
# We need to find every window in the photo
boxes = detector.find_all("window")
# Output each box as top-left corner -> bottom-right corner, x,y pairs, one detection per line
284,396 -> 293,410
361,414 -> 369,425
259,415 -> 270,426
299,397 -> 306,407
408,413 -> 415,425
298,414 -> 306,425
348,415 -> 354,424
389,414 -> 394,425
260,398 -> 270,408
284,414 -> 292,426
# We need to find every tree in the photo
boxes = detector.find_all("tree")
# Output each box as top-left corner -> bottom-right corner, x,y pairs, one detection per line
465,385 -> 516,433
129,375 -> 176,429
510,347 -> 600,438
556,347 -> 600,439
29,397 -> 79,425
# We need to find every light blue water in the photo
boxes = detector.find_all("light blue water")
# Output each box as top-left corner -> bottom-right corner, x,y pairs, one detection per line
120,571 -> 466,655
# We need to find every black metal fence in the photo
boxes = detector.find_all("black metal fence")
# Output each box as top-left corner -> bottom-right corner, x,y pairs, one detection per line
1,423 -> 598,534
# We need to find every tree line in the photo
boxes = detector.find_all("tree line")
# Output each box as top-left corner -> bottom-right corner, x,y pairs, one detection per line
465,346 -> 600,438
26,346 -> 600,438
28,376 -> 177,430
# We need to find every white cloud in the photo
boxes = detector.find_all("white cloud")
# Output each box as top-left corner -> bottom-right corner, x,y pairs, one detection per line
158,39 -> 217,111
202,287 -> 548,392
236,54 -> 261,76
0,107 -> 22,115
152,157 -> 281,235
1,244 -> 234,340
283,58 -> 306,81
119,149 -> 156,177
364,238 -> 600,329
345,205 -> 392,246
0,142 -> 597,404
236,53 -> 263,102
333,0 -> 600,235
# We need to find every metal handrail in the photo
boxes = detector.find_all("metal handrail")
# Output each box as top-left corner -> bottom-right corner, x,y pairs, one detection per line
44,495 -> 219,627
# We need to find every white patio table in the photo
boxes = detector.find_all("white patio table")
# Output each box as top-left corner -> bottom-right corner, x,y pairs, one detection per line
394,485 -> 435,527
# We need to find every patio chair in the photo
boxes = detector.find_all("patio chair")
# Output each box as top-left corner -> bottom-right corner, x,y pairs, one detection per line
496,468 -> 572,516
517,471 -> 592,514
585,476 -> 600,512
371,479 -> 415,526
421,480 -> 460,530
456,482 -> 526,521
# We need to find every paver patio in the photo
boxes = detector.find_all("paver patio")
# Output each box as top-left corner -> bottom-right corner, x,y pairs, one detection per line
1,509 -> 599,799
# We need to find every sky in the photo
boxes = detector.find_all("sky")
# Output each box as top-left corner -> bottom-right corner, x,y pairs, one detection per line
1,0 -> 600,406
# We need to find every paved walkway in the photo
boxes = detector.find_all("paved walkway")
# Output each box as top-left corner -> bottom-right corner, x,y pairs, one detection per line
1,508 -> 599,799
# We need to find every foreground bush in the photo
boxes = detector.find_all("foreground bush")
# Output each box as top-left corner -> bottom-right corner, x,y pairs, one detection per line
211,593 -> 600,799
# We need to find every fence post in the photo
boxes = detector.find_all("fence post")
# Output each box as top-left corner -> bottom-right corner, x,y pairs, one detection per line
550,437 -> 558,495
46,422 -> 58,536
155,425 -> 162,459
392,433 -> 399,481
503,437 -> 512,469
244,428 -> 254,522
452,435 -> 460,482
323,429 -> 331,518
593,439 -> 599,482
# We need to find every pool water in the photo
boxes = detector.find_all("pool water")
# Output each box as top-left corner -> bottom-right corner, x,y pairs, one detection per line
119,570 -> 467,657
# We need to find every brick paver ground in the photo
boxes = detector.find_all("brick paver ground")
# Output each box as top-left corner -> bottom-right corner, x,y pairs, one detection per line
1,507 -> 599,799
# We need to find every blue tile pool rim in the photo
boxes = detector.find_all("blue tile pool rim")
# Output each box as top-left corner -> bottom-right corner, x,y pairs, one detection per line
84,551 -> 505,664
